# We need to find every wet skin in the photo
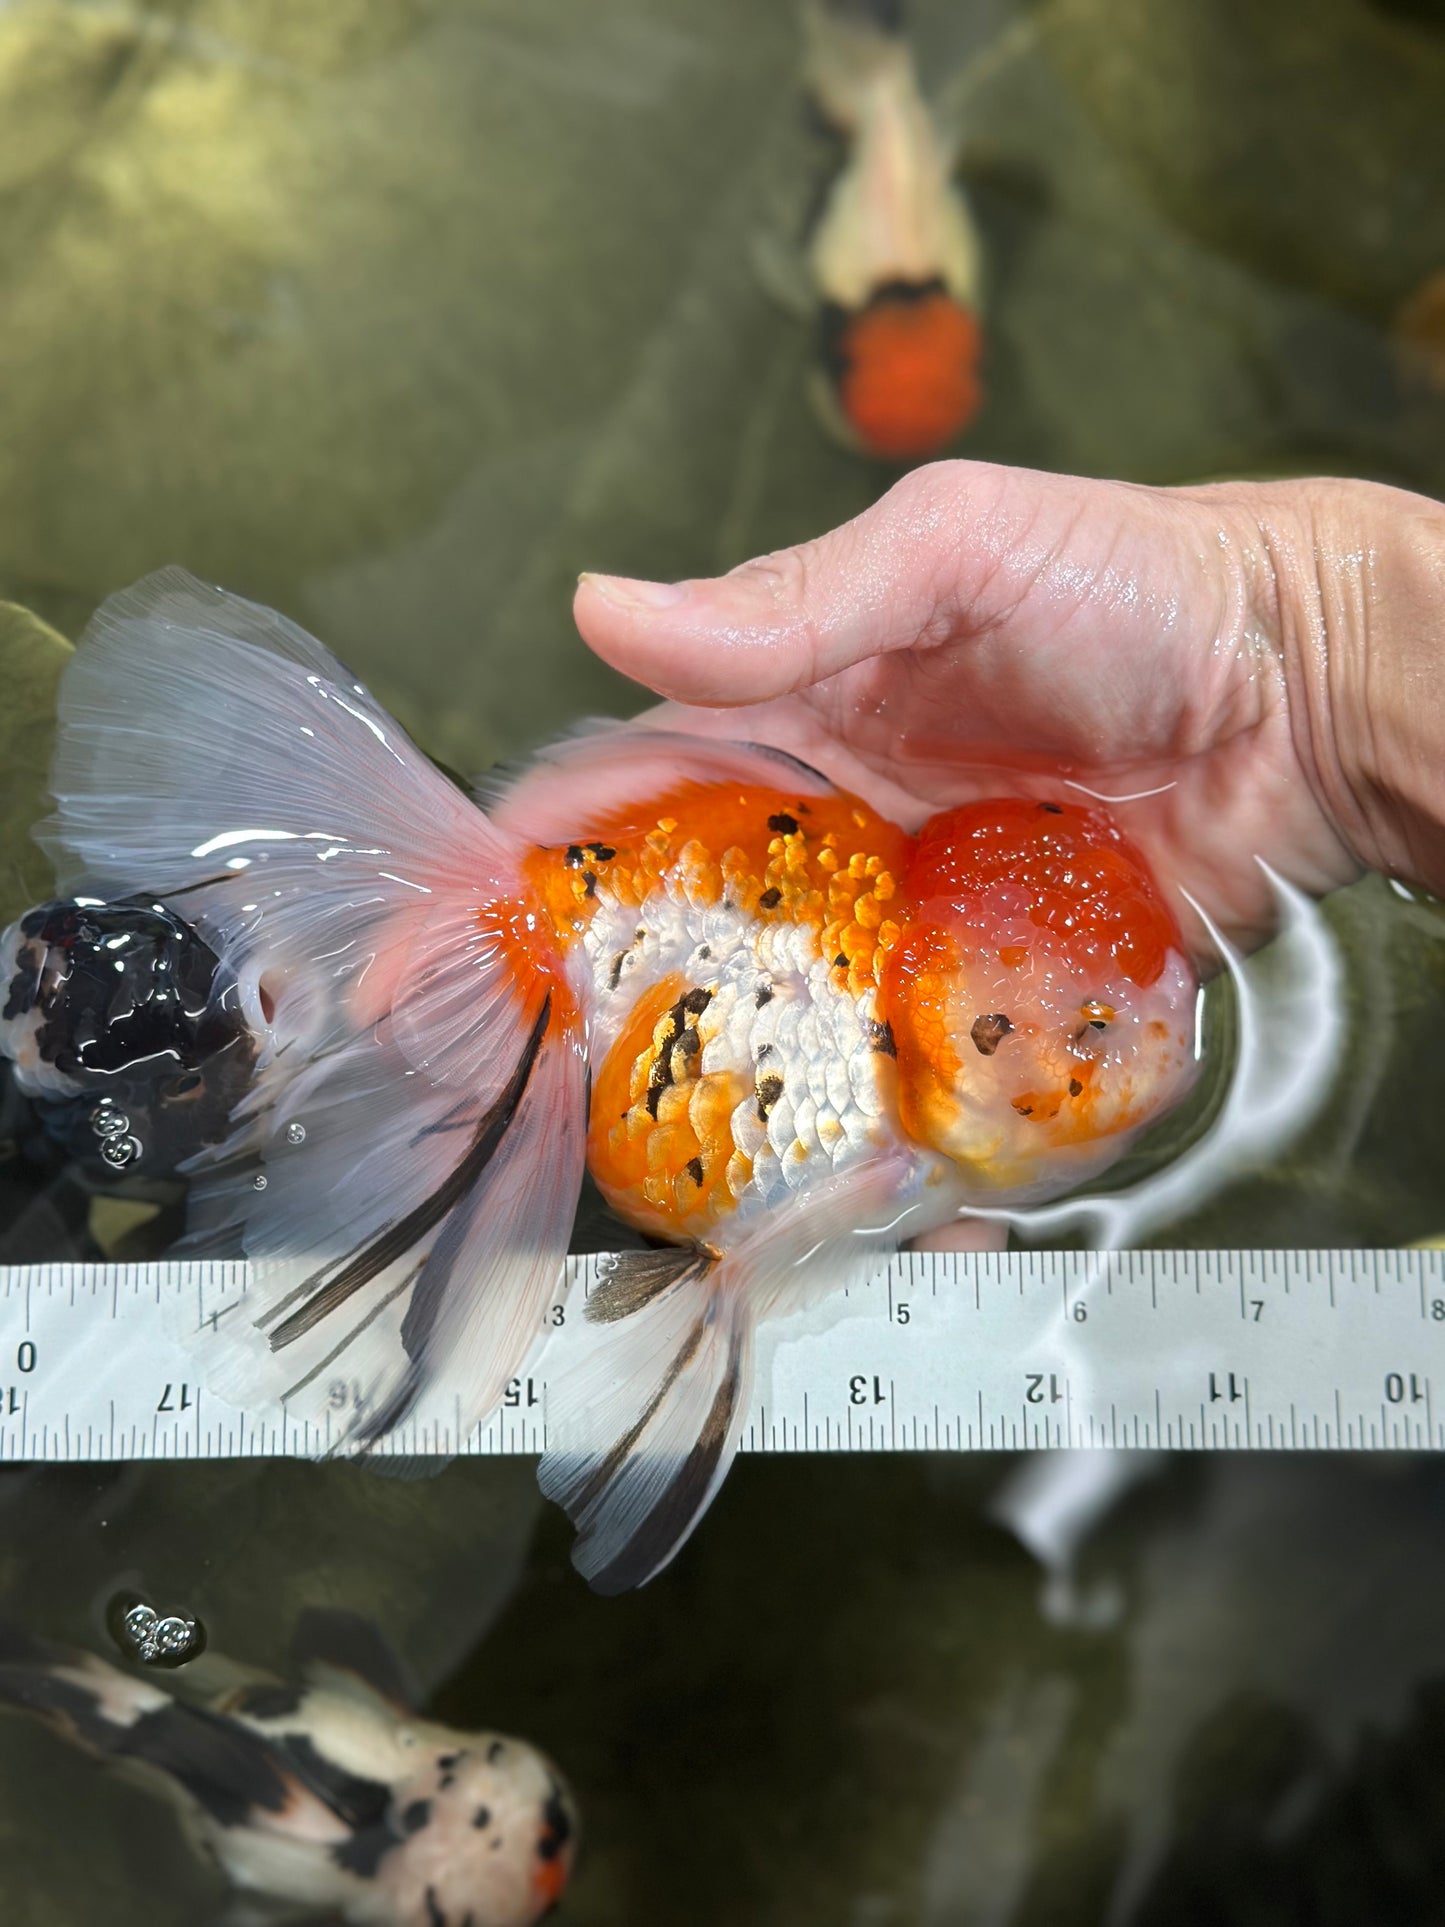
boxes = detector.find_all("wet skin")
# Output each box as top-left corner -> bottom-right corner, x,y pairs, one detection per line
574,461 -> 1445,957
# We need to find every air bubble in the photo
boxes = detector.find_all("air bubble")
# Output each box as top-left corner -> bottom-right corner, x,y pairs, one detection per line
98,1133 -> 142,1170
253,1173 -> 268,1191
285,1121 -> 306,1145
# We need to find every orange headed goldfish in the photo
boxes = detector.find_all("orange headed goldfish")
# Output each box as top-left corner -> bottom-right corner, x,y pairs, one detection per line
1,572 -> 1198,1590
802,0 -> 984,459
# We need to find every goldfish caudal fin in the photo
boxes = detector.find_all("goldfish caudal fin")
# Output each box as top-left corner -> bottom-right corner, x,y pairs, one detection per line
42,570 -> 585,1445
802,0 -> 912,135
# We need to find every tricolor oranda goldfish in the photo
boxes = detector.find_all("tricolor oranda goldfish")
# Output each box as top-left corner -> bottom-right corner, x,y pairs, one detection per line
0,571 -> 1199,1590
802,0 -> 985,459
0,1610 -> 575,1926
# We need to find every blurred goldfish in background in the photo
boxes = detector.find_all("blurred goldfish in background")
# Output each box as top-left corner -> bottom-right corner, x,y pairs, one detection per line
801,0 -> 985,459
0,1610 -> 575,1927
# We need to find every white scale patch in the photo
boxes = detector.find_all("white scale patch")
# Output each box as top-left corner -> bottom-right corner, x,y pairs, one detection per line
572,872 -> 907,1224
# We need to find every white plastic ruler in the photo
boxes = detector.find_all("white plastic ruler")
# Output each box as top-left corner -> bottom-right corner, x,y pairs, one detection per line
2,1251 -> 1444,1463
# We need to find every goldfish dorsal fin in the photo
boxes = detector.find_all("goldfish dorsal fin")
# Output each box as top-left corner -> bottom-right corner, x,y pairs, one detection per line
481,719 -> 835,845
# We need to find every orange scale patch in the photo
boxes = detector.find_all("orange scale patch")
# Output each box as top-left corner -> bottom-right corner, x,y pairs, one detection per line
588,974 -> 748,1239
524,780 -> 911,992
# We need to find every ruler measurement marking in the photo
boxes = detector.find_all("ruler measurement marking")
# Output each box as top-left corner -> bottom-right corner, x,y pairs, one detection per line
3,1252 -> 1444,1461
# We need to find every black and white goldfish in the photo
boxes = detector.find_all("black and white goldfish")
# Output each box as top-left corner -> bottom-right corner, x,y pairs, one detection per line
0,1613 -> 575,1925
0,571 -> 1198,1590
801,0 -> 985,458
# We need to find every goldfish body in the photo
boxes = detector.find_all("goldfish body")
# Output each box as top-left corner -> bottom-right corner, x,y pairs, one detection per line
802,0 -> 984,459
0,572 -> 1198,1590
0,1612 -> 575,1926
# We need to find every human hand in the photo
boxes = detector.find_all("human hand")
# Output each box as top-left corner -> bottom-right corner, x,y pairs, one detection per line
574,461 -> 1445,953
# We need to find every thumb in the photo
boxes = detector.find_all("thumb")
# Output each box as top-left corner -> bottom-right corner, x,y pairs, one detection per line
573,461 -> 1155,706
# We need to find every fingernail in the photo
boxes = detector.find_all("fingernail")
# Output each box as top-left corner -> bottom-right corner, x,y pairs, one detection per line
579,571 -> 689,611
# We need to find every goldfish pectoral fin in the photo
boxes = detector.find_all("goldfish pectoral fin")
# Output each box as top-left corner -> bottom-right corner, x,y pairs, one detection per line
584,1245 -> 713,1325
538,1258 -> 751,1595
288,1610 -> 417,1715
805,364 -> 869,456
750,228 -> 814,320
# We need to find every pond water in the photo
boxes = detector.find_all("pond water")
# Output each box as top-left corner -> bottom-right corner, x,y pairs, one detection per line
1,0 -> 1443,1920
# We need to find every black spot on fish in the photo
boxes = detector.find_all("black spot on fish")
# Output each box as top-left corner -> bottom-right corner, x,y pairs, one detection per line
867,1019 -> 897,1057
767,813 -> 800,836
589,843 -> 617,862
758,886 -> 782,910
970,1013 -> 1013,1056
609,952 -> 629,991
681,986 -> 712,1017
538,1783 -> 573,1863
120,1704 -> 292,1829
279,1735 -> 393,1832
755,1072 -> 784,1122
230,1682 -> 304,1721
403,1798 -> 432,1834
676,1025 -> 700,1058
834,953 -> 848,970
685,1155 -> 704,1185
755,983 -> 773,1008
563,845 -> 585,869
472,1805 -> 492,1829
696,944 -> 711,961
582,871 -> 598,898
1068,1078 -> 1083,1097
2,939 -> 40,1021
426,1886 -> 447,1927
1040,802 -> 1063,815
818,278 -> 949,389
333,1821 -> 403,1878
487,1740 -> 506,1765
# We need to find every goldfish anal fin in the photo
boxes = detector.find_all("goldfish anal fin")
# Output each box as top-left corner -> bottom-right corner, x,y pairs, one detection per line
539,1258 -> 749,1596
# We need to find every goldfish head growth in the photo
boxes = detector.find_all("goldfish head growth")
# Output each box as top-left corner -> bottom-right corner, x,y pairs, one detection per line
382,1726 -> 578,1927
881,799 -> 1199,1202
821,280 -> 983,460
